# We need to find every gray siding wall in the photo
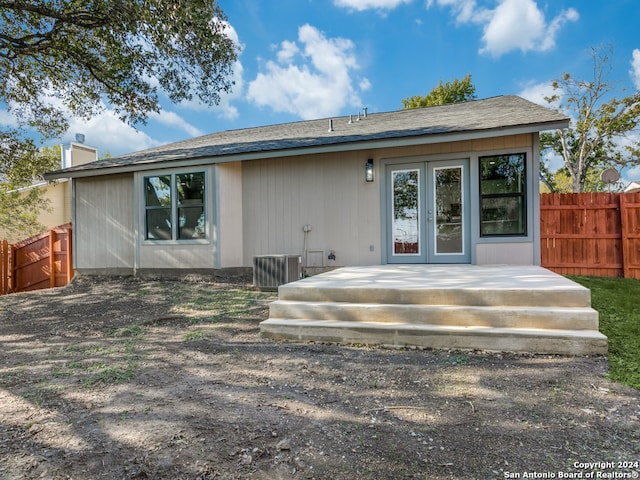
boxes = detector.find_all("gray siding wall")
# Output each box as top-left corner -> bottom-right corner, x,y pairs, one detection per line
71,133 -> 539,272
241,134 -> 538,268
216,162 -> 244,267
242,152 -> 381,268
74,174 -> 135,270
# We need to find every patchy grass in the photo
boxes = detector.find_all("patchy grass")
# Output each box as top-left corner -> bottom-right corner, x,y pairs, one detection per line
570,276 -> 640,390
168,287 -> 271,323
83,364 -> 137,387
183,329 -> 208,341
109,323 -> 146,338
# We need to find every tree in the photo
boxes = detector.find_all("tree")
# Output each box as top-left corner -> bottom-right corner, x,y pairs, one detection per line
402,74 -> 477,109
540,166 -> 624,193
540,46 -> 640,193
0,140 -> 59,238
0,0 -> 238,234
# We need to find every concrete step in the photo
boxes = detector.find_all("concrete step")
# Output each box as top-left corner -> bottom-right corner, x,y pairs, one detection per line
278,283 -> 592,308
268,300 -> 600,331
260,318 -> 608,356
260,266 -> 607,355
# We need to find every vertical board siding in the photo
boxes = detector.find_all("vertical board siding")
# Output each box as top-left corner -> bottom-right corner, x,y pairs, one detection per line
540,192 -> 640,278
0,224 -> 73,294
242,153 -> 380,267
75,174 -> 135,269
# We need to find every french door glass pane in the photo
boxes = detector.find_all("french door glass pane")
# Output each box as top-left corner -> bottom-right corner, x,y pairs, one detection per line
434,166 -> 463,254
392,169 -> 420,255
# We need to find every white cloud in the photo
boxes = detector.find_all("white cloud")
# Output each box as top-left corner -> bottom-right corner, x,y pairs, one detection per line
64,109 -> 159,155
518,81 -> 558,107
627,164 -> 640,180
178,21 -> 244,120
428,0 -> 579,58
212,21 -> 244,120
0,108 -> 19,128
333,0 -> 412,11
631,49 -> 640,90
359,78 -> 373,92
480,0 -> 579,57
519,80 -> 566,172
277,41 -> 299,63
0,96 -> 158,155
427,0 -> 489,24
149,110 -> 203,138
247,24 -> 370,120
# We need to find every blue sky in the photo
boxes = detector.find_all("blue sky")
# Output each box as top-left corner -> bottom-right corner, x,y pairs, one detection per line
6,0 -> 640,182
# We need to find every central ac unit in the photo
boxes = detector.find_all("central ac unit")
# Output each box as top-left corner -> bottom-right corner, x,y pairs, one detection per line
253,255 -> 301,291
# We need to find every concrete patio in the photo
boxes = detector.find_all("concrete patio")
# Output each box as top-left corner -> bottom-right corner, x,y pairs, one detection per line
259,265 -> 608,355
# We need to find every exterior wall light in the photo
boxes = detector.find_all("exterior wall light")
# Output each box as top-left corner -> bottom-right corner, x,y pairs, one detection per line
365,159 -> 374,182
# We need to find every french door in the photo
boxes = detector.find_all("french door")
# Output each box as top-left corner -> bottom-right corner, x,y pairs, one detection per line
387,159 -> 470,264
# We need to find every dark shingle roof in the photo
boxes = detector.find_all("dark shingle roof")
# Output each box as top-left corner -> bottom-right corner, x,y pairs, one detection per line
45,95 -> 568,179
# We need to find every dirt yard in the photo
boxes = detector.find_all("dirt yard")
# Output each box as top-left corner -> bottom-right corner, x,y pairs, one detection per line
0,276 -> 638,480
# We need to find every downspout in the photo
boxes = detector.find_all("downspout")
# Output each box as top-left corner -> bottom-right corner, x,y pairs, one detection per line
133,172 -> 140,274
532,133 -> 541,266
70,178 -> 77,271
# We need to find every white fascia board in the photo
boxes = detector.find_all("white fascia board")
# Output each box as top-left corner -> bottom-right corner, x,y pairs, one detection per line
45,121 -> 569,179
10,178 -> 69,193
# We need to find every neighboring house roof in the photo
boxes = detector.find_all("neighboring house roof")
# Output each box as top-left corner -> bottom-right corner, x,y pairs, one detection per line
45,95 -> 569,180
625,181 -> 640,193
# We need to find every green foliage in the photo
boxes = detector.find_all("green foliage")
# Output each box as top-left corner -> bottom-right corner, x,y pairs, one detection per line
571,276 -> 640,390
541,46 -> 640,193
402,73 -> 476,109
1,0 -> 238,236
541,166 -> 624,193
0,140 -> 59,238
0,0 -> 238,133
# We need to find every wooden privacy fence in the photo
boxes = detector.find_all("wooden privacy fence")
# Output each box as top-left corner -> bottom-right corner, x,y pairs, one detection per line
540,192 -> 640,279
1,223 -> 74,295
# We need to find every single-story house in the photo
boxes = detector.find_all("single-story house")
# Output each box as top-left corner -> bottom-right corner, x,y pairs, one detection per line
44,95 -> 570,277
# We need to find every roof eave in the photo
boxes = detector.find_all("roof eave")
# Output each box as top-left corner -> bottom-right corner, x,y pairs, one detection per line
43,120 -> 569,180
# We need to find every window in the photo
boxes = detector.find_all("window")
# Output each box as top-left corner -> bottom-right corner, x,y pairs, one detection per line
144,172 -> 206,240
479,153 -> 526,236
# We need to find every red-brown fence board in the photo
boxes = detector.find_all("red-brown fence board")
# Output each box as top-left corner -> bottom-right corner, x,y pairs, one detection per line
620,194 -> 640,278
541,192 -> 640,279
0,240 -> 10,295
0,224 -> 74,295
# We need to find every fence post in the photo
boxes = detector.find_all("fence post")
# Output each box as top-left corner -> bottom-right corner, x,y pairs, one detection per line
9,242 -> 15,293
620,194 -> 629,279
1,240 -> 7,295
66,225 -> 74,284
49,228 -> 56,288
